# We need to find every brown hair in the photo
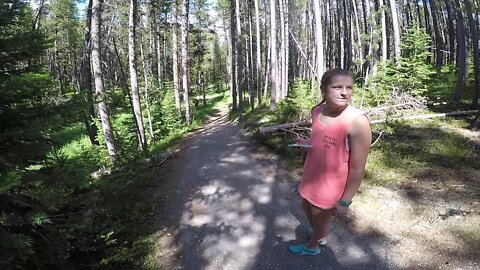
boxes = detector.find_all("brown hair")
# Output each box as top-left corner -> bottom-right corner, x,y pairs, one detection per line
320,68 -> 353,93
311,68 -> 354,111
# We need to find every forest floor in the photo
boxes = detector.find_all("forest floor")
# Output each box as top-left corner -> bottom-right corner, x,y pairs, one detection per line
151,105 -> 479,270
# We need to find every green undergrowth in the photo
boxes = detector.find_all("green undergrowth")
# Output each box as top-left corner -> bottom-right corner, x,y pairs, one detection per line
0,87 -> 228,269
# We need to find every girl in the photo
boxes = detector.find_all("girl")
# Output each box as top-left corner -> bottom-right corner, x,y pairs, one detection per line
289,68 -> 372,255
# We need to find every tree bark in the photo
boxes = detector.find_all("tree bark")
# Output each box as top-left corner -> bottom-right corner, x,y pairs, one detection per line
444,0 -> 456,64
254,0 -> 262,105
380,0 -> 387,62
181,0 -> 191,124
172,0 -> 181,114
247,2 -> 254,109
313,0 -> 324,96
269,0 -> 279,110
129,0 -> 147,150
388,0 -> 401,62
428,0 -> 444,69
453,0 -> 467,102
230,1 -> 238,111
140,35 -> 155,140
91,0 -> 117,164
235,0 -> 244,120
465,0 -> 480,108
81,0 -> 99,146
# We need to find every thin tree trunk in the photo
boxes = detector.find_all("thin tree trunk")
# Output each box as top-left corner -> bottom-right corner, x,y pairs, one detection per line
429,0 -> 443,69
129,0 -> 147,150
172,0 -> 181,114
279,0 -> 286,99
247,2 -> 254,109
444,0 -> 456,64
380,0 -> 387,62
81,0 -> 98,146
313,0 -> 324,96
140,36 -> 155,140
181,0 -> 191,124
351,0 -> 363,74
235,0 -> 244,120
222,10 -> 233,103
269,0 -> 278,110
254,0 -> 262,106
263,35 -> 271,100
230,2 -> 238,111
33,0 -> 46,30
388,0 -> 401,62
453,0 -> 467,102
91,0 -> 117,164
465,0 -> 480,107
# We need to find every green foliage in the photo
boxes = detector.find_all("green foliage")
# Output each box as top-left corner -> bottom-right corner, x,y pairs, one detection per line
151,85 -> 185,138
0,171 -> 22,192
364,26 -> 435,106
272,81 -> 318,123
0,0 -> 51,75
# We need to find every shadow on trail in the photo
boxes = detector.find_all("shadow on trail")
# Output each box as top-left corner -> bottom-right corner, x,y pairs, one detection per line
158,109 -> 398,269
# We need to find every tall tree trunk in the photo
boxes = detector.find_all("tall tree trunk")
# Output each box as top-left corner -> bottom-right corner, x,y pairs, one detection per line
247,2 -> 254,109
388,0 -> 401,62
172,0 -> 181,114
81,0 -> 98,146
269,0 -> 278,110
140,36 -> 155,140
230,1 -> 238,111
444,0 -> 456,64
254,0 -> 262,105
129,0 -> 147,150
453,0 -> 467,102
222,11 -> 233,105
380,0 -> 387,62
91,0 -> 117,164
429,0 -> 443,69
465,0 -> 480,107
33,0 -> 46,30
181,0 -> 191,124
351,0 -> 364,74
235,0 -> 244,120
279,0 -> 286,99
313,0 -> 324,97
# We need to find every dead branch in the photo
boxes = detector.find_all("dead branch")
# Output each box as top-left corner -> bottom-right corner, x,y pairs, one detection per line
90,151 -> 174,180
371,110 -> 478,124
259,121 -> 310,134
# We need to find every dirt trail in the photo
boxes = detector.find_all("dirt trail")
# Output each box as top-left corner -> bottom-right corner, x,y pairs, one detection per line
153,106 -> 479,270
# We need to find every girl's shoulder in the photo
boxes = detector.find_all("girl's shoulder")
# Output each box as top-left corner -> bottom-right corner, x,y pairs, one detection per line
345,106 -> 368,120
310,103 -> 326,114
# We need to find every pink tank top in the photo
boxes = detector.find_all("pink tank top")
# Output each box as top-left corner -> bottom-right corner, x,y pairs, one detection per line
298,105 -> 364,209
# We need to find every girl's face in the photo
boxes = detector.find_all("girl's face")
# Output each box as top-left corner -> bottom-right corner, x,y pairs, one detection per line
323,75 -> 354,109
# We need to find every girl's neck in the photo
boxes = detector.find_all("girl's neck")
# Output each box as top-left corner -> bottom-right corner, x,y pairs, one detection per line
323,104 -> 348,117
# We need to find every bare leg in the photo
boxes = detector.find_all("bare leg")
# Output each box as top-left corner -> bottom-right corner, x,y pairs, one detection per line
306,204 -> 335,249
301,198 -> 314,229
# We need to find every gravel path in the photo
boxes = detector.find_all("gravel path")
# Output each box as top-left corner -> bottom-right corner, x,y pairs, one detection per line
155,107 -> 403,270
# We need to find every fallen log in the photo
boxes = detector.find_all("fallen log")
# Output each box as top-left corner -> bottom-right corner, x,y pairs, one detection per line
370,110 -> 478,124
258,110 -> 478,134
259,121 -> 311,134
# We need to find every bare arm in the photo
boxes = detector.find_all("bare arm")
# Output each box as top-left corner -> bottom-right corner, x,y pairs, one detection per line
341,114 -> 372,202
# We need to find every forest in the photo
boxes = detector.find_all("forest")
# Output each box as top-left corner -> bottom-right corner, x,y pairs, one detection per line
1,0 -> 479,269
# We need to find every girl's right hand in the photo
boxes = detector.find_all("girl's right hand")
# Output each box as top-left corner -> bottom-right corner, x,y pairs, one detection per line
295,137 -> 311,145
295,137 -> 312,151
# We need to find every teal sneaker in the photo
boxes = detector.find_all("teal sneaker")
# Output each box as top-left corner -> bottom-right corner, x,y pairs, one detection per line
307,228 -> 328,246
288,244 -> 321,255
